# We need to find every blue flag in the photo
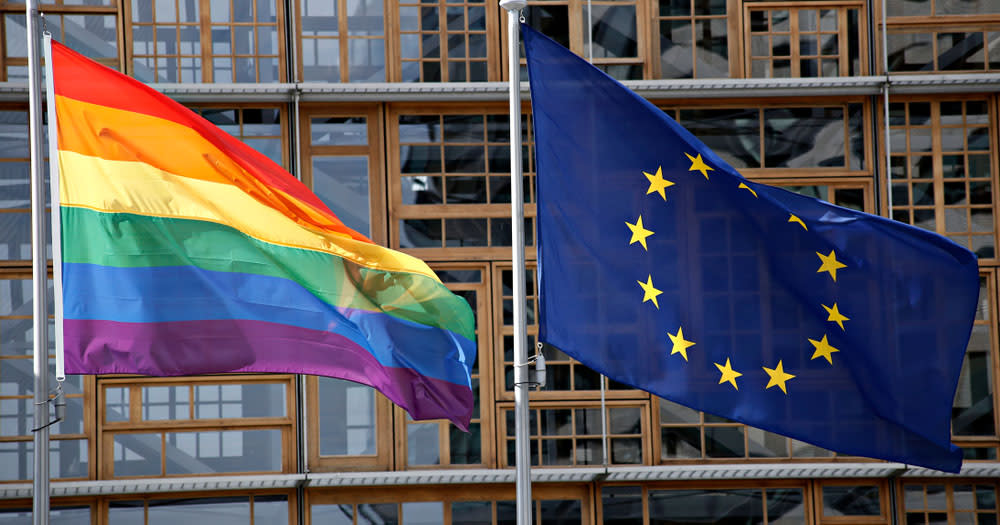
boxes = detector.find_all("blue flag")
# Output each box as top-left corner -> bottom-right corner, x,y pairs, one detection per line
525,23 -> 979,473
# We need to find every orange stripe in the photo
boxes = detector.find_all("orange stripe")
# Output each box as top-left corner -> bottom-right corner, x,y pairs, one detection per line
55,94 -> 371,244
49,40 -> 371,244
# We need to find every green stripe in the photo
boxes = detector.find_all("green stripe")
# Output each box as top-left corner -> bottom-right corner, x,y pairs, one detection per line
61,206 -> 476,341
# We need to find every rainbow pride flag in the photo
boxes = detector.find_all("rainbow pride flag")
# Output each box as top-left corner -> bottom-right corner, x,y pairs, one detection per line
49,41 -> 476,427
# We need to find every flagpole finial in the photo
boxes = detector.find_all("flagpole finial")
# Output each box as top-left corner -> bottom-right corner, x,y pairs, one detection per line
499,0 -> 527,12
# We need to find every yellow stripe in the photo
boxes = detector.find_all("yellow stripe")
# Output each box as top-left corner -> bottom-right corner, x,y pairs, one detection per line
54,95 -> 370,243
58,150 -> 439,281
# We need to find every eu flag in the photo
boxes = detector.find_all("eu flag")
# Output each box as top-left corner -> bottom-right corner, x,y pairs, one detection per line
525,24 -> 979,473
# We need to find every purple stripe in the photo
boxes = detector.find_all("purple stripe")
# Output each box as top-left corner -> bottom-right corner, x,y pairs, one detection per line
64,318 -> 474,429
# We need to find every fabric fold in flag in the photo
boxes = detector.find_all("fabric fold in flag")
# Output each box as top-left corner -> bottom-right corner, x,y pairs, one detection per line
524,23 -> 979,471
51,41 -> 476,428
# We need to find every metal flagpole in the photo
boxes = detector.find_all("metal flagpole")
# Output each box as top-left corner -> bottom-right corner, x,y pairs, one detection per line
499,1 -> 532,522
27,1 -> 51,523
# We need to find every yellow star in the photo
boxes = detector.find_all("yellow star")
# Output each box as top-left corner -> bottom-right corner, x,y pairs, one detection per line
667,327 -> 695,361
715,358 -> 742,390
626,216 -> 654,251
763,360 -> 796,394
637,275 -> 663,309
685,152 -> 713,179
738,182 -> 758,198
808,334 -> 840,365
643,166 -> 675,201
789,214 -> 808,230
822,303 -> 850,330
816,250 -> 847,282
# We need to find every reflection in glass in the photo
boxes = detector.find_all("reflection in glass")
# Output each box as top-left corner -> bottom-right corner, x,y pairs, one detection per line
649,489 -> 762,523
194,383 -> 286,419
586,5 -> 637,59
319,377 -> 376,456
887,32 -> 934,72
762,107 -> 845,168
677,108 -> 760,168
402,502 -> 443,525
953,319 -> 995,436
407,422 -> 440,465
312,156 -> 370,236
823,485 -> 881,516
253,495 -> 289,524
146,497 -> 250,525
142,386 -> 189,420
451,501 -> 491,525
113,433 -> 162,476
311,504 -> 355,525
164,429 -> 281,474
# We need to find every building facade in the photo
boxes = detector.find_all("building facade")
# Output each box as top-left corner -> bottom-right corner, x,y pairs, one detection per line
0,0 -> 999,522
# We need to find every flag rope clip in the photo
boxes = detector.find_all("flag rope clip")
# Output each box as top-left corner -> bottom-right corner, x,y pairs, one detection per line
514,342 -> 547,389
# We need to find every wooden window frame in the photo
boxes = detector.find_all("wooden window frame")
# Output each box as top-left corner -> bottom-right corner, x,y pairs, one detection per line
100,490 -> 297,525
657,98 -> 873,177
299,103 -> 388,244
306,483 -> 594,525
394,262 -> 496,470
393,0 -> 500,83
814,479 -> 890,524
896,480 -> 1000,525
387,102 -> 538,261
950,268 -> 1000,455
501,0 -> 651,81
295,0 -> 390,83
596,480 -> 815,525
495,399 -> 652,468
743,1 -> 868,78
652,0 -> 743,79
879,95 -> 999,265
97,375 -> 296,479
122,0 -> 288,83
305,375 -> 393,472
0,497 -> 96,523
0,2 -> 123,81
491,262 -> 649,402
0,270 -> 96,482
764,178 -> 876,214
188,103 -> 291,171
652,396 -> 864,464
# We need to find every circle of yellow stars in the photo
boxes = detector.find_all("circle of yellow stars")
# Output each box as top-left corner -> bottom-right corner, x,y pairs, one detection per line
626,153 -> 851,396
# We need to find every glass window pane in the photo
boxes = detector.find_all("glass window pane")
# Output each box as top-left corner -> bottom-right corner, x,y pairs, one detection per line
587,5 -> 637,59
194,383 -> 286,419
253,495 -> 288,524
319,377 -> 376,456
109,500 -> 145,525
677,108 -> 760,169
164,429 -> 282,474
312,156 -> 370,236
142,386 -> 189,420
402,502 -> 443,525
540,500 -> 582,524
762,107 -> 845,168
407,422 -> 441,465
451,501 -> 492,525
311,504 -> 354,525
146,497 -> 250,525
649,489 -> 762,523
113,433 -> 162,476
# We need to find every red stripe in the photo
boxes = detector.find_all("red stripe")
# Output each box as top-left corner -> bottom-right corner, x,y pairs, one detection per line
51,40 -> 371,244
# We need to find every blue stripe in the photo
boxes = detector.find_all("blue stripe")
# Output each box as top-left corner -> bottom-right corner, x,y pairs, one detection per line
63,262 -> 474,388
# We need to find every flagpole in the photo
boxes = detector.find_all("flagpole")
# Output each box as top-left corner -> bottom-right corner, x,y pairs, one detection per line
499,1 -> 532,523
26,1 -> 51,523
